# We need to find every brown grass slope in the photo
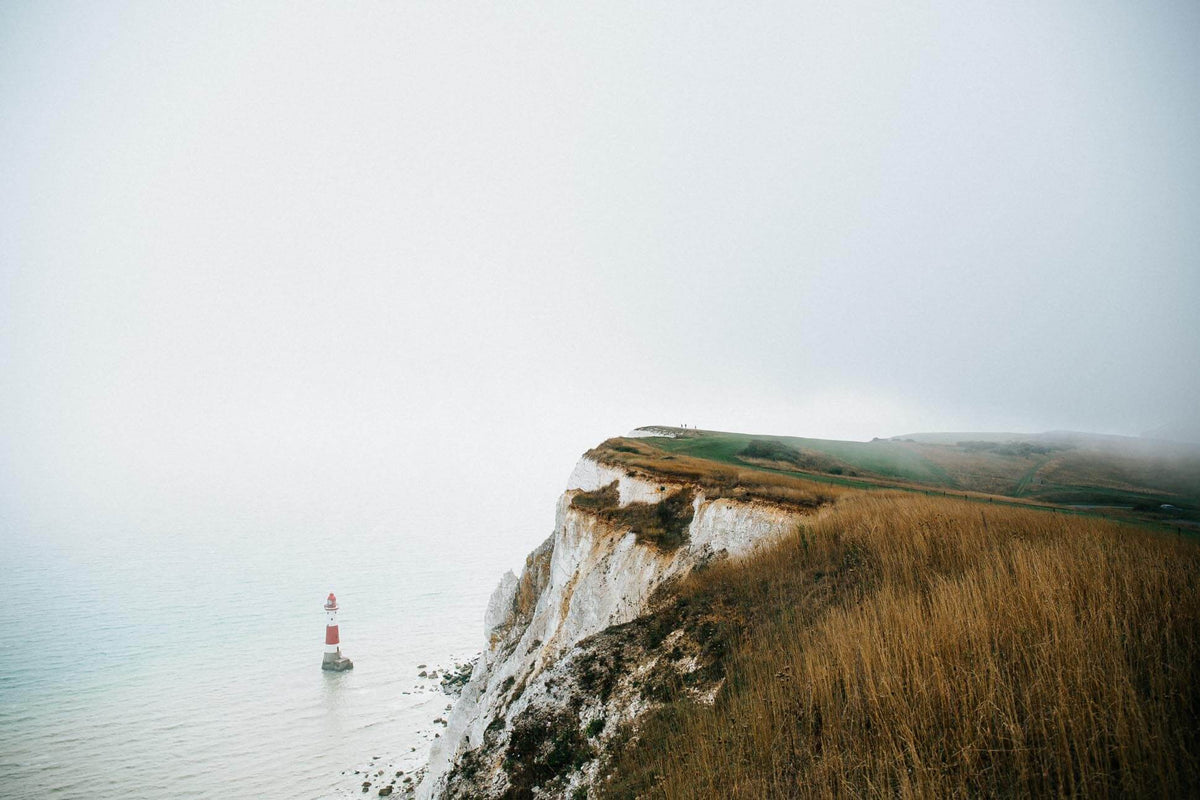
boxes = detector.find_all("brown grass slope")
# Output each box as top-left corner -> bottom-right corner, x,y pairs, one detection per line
597,492 -> 1200,799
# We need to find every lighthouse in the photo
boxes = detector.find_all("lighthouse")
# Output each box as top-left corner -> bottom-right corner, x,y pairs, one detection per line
322,592 -> 354,671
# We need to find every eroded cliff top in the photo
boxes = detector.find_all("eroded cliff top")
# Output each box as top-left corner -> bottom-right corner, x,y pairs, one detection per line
583,434 -> 847,511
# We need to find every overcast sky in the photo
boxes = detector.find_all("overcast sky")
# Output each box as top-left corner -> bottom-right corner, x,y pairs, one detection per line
2,2 -> 1198,535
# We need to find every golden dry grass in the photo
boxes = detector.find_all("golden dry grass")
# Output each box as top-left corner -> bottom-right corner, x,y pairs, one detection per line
599,493 -> 1200,799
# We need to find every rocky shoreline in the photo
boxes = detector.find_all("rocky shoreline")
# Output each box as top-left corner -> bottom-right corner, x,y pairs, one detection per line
337,656 -> 479,798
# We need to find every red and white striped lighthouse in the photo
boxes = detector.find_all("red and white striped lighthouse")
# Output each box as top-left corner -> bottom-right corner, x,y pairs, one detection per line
321,592 -> 354,671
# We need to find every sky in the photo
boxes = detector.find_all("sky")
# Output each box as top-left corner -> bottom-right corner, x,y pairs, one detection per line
2,2 -> 1198,541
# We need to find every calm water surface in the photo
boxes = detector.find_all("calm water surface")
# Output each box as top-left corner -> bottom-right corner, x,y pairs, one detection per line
0,508 -> 535,799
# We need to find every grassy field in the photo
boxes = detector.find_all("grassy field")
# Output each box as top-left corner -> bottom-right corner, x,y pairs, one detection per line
648,429 -> 952,485
617,427 -> 1200,527
597,489 -> 1200,799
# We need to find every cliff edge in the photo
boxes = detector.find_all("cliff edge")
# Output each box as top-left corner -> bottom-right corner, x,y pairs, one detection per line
417,433 -> 818,799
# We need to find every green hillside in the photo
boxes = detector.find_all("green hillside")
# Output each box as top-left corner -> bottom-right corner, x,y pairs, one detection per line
631,426 -> 1200,527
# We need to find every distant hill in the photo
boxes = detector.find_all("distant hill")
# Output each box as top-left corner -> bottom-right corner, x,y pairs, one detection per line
898,428 -> 1200,454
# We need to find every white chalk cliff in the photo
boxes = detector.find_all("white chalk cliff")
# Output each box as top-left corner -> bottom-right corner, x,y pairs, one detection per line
417,440 -> 810,799
417,443 -> 811,800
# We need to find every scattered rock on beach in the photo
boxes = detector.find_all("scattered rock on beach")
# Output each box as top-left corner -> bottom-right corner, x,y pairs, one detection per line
438,657 -> 478,697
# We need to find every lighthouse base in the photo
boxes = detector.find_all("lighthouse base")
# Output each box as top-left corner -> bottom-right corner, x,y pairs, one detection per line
322,651 -> 354,672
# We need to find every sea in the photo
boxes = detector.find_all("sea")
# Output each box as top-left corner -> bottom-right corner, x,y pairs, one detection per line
0,503 -> 540,799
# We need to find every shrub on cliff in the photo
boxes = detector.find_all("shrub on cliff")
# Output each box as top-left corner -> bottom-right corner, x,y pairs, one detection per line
503,707 -> 594,799
571,482 -> 696,551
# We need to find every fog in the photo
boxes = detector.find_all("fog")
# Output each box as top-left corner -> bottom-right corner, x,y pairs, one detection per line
2,3 -> 1198,545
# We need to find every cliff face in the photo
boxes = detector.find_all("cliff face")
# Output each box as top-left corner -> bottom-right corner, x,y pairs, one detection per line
417,448 -> 810,799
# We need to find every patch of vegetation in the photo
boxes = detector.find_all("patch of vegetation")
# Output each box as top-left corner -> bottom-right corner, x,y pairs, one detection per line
957,439 -> 1059,457
737,439 -> 846,474
454,746 -> 484,783
739,439 -> 805,462
585,717 -> 605,738
640,660 -> 684,703
503,707 -> 595,799
571,481 -> 697,551
574,647 -> 622,703
570,481 -> 619,511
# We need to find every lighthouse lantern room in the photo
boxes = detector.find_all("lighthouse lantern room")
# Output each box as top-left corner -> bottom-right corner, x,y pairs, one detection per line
321,592 -> 354,672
